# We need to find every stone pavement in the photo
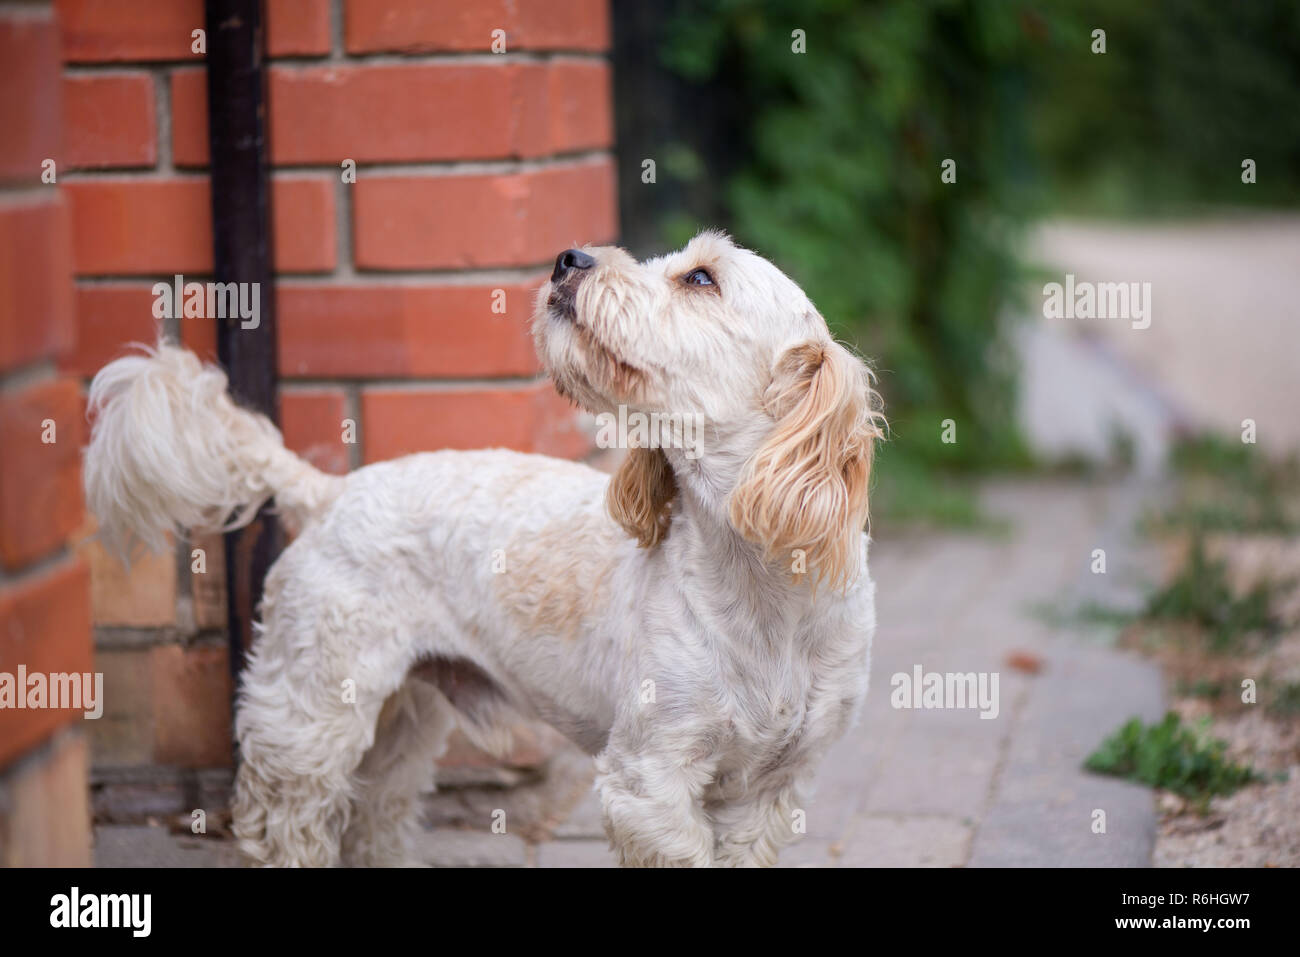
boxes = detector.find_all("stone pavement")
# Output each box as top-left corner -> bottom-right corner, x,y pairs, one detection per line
94,479 -> 1164,868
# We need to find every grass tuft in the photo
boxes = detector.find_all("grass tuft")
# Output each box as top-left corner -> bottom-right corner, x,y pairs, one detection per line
1084,712 -> 1259,807
1147,435 -> 1300,535
1142,536 -> 1290,651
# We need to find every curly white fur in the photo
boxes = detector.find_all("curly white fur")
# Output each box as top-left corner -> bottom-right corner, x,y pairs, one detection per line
85,343 -> 342,554
84,231 -> 883,867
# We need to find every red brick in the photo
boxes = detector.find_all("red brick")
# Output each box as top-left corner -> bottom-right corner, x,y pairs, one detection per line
63,284 -> 156,377
278,282 -> 541,379
281,388 -> 350,475
88,647 -> 153,765
271,63 -> 538,164
174,62 -> 611,166
353,159 -> 616,270
515,0 -> 611,53
78,516 -> 177,628
189,532 -> 226,629
0,378 -> 84,570
67,176 -> 335,274
0,193 -> 74,373
66,285 -> 238,381
61,283 -> 219,378
272,176 -> 336,273
344,0 -> 610,54
150,644 -> 231,768
57,0 -> 205,63
344,0 -> 503,53
265,0 -> 332,57
0,559 -> 93,768
0,730 -> 92,866
180,309 -> 219,363
59,0 -> 329,61
167,68 -> 208,167
62,73 -> 156,169
0,8 -> 62,184
62,283 -> 220,381
361,381 -> 589,462
67,178 -> 209,274
547,60 -> 614,154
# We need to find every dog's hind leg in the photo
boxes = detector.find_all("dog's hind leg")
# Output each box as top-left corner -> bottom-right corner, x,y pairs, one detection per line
340,680 -> 456,867
232,653 -> 386,867
231,587 -> 424,866
232,700 -> 366,868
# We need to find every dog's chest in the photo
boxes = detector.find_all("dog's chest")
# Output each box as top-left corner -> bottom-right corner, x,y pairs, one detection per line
707,621 -> 869,797
713,662 -> 852,786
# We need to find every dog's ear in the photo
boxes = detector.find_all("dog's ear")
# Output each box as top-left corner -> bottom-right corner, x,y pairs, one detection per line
607,445 -> 677,548
729,340 -> 884,591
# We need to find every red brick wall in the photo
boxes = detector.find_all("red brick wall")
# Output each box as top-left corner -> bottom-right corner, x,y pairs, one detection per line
0,0 -> 93,866
50,0 -> 615,806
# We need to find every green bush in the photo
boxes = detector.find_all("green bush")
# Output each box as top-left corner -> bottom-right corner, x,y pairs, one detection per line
1030,0 -> 1300,215
643,0 -> 1300,522
661,0 -> 1043,474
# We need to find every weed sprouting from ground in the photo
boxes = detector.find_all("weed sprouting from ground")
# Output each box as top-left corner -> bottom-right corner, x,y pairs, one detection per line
1141,536 -> 1291,652
1144,435 -> 1300,535
1269,682 -> 1300,717
1085,712 -> 1260,808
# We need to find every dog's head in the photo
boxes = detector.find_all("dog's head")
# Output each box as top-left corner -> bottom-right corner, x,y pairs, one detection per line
533,231 -> 884,590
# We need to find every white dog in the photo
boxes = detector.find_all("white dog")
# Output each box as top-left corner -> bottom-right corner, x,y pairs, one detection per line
84,231 -> 884,867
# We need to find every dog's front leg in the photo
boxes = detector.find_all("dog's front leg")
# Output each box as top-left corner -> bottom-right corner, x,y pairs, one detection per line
595,742 -> 717,867
712,778 -> 808,868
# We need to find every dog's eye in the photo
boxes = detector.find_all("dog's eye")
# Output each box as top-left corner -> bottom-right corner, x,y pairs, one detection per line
682,268 -> 715,287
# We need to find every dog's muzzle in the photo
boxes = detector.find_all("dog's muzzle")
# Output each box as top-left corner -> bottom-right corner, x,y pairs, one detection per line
552,248 -> 595,282
547,248 -> 595,320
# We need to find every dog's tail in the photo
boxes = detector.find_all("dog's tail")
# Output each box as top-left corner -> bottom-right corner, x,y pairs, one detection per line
85,341 -> 344,556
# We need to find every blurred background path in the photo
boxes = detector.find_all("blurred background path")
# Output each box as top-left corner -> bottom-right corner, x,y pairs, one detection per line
1018,216 -> 1300,472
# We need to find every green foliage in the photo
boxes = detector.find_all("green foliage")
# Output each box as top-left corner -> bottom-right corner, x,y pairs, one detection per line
661,0 -> 1043,479
648,1 -> 1300,524
1085,712 -> 1259,805
1270,682 -> 1300,717
1267,682 -> 1300,717
1035,524 -> 1292,650
1142,536 -> 1289,651
1174,678 -> 1228,701
1030,0 -> 1300,215
868,447 -> 991,531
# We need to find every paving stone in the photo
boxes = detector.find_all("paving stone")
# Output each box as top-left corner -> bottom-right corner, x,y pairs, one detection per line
94,824 -> 240,868
776,837 -> 838,868
535,839 -> 617,868
415,828 -> 527,867
860,723 -> 1004,820
966,641 -> 1163,867
837,815 -> 971,867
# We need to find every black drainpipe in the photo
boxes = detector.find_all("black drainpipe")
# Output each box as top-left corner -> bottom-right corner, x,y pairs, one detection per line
204,0 -> 280,758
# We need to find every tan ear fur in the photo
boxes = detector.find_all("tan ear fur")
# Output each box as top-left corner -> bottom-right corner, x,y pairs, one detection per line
607,445 -> 677,548
729,341 -> 884,591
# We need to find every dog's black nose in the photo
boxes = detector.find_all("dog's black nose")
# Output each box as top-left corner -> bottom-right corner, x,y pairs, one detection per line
552,248 -> 596,283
